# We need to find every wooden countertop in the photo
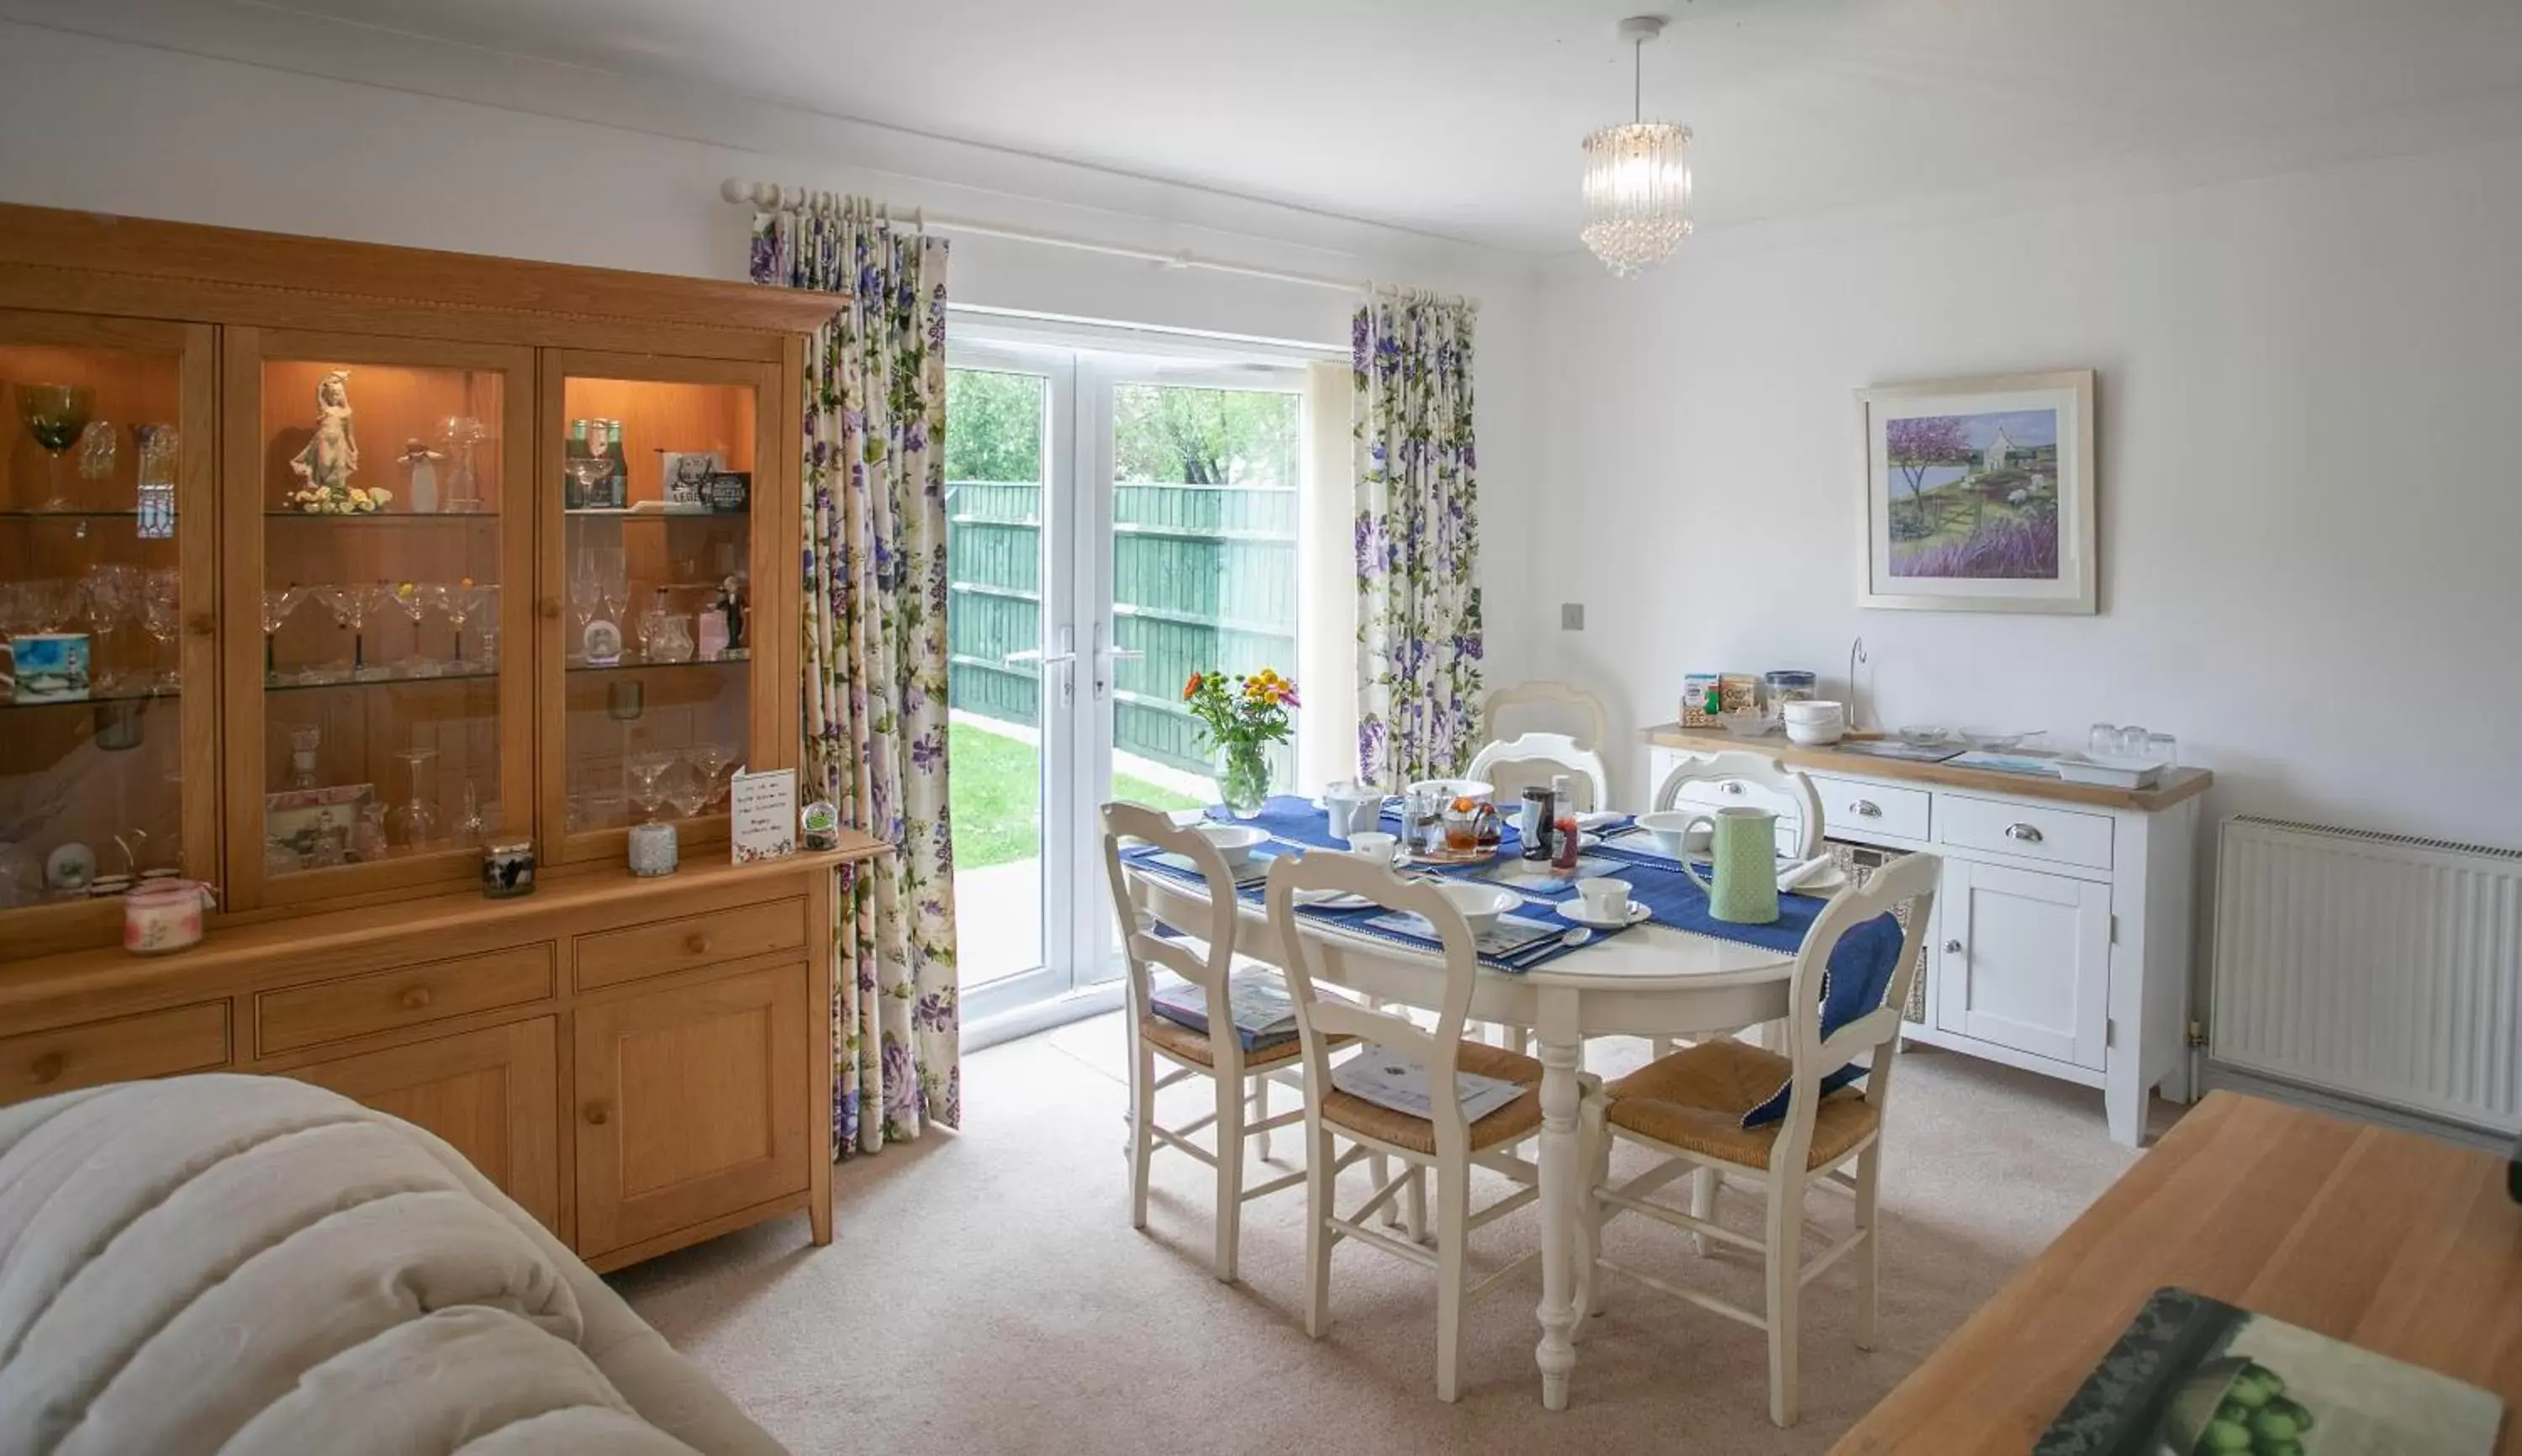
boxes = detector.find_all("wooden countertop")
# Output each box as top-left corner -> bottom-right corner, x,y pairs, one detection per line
1833,1093 -> 2522,1454
1645,725 -> 2213,813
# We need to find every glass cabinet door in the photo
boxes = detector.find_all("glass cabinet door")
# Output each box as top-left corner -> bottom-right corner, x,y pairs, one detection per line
225,330 -> 535,907
541,353 -> 781,864
0,311 -> 215,936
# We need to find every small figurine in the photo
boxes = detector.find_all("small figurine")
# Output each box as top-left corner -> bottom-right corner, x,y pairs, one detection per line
719,575 -> 747,652
287,371 -> 391,514
398,438 -> 444,515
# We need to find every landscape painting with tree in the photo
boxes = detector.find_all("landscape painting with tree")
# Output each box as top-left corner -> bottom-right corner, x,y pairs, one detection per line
1860,372 -> 2097,614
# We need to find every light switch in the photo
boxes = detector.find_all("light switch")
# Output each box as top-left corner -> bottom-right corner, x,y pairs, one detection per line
1560,603 -> 1585,630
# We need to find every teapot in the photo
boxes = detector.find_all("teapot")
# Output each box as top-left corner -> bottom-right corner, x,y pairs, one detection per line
1676,806 -> 1781,925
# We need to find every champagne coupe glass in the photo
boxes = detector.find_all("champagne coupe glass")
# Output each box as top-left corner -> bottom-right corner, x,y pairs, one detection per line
260,586 -> 306,683
140,567 -> 182,690
687,740 -> 735,810
426,581 -> 493,671
663,755 -> 709,819
623,749 -> 674,823
563,452 -> 615,509
82,563 -> 140,694
319,583 -> 379,680
389,746 -> 439,849
14,383 -> 93,511
385,581 -> 436,677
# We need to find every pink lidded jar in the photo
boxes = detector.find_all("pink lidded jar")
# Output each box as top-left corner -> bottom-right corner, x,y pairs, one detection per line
124,879 -> 215,955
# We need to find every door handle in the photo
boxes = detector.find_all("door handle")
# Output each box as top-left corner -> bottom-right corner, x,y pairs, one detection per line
1850,799 -> 1881,818
2003,823 -> 2045,843
1090,621 -> 1142,702
1009,626 -> 1079,708
1944,939 -> 1964,955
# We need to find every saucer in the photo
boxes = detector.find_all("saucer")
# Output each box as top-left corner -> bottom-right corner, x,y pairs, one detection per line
1781,864 -> 1850,896
1554,899 -> 1651,931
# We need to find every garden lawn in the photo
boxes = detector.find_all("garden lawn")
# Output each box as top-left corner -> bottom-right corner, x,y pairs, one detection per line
948,722 -> 1206,872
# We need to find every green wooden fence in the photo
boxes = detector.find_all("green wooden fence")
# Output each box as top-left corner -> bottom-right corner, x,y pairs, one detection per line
947,479 -> 1298,778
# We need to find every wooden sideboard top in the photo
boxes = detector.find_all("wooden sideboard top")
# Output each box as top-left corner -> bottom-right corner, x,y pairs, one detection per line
1833,1092 -> 2522,1455
0,836 -> 883,1013
1645,725 -> 2213,812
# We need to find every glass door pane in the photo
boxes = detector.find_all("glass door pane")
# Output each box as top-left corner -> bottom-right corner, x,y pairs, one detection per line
255,350 -> 514,889
0,316 -> 209,917
553,372 -> 756,855
943,362 -> 1053,1001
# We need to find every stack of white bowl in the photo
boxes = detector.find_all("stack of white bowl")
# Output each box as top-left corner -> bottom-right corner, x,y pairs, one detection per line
1781,699 -> 1846,746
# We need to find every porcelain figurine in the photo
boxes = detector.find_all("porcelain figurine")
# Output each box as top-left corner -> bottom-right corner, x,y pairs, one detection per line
287,370 -> 390,514
398,438 -> 444,515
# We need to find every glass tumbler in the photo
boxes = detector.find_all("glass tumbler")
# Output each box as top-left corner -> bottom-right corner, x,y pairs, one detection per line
2116,725 -> 2150,757
2145,733 -> 2178,767
2087,724 -> 2118,757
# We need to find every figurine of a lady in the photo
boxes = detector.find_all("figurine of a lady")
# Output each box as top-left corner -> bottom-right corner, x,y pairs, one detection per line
289,371 -> 359,504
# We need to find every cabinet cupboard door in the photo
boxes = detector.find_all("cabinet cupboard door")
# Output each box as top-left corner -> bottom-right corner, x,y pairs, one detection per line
1933,861 -> 2110,1069
288,1017 -> 561,1230
572,960 -> 810,1258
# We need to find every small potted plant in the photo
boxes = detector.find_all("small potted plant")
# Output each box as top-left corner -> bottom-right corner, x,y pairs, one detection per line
1183,667 -> 1298,819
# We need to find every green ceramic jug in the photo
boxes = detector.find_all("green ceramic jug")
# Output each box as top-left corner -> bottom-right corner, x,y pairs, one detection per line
1679,806 -> 1781,925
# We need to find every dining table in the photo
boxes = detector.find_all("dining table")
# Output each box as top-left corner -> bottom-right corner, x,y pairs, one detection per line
1120,803 -> 1809,1410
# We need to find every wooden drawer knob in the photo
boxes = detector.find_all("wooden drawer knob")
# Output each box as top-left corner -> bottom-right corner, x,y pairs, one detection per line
583,1100 -> 609,1126
399,986 -> 434,1010
684,932 -> 712,956
28,1052 -> 65,1086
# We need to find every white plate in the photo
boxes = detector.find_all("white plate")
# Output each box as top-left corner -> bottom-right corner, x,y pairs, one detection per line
1295,888 -> 1375,910
1554,899 -> 1653,931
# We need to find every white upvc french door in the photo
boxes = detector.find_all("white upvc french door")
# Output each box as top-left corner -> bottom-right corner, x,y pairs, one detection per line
948,333 -> 1311,1031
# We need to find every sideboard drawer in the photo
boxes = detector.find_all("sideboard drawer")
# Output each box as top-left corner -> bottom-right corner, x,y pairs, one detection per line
0,1001 -> 230,1105
1938,793 -> 2113,871
574,897 -> 808,992
1808,774 -> 1930,841
258,944 -> 556,1056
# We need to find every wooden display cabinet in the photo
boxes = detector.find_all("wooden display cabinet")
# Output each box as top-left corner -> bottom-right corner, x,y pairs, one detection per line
0,204 -> 877,1269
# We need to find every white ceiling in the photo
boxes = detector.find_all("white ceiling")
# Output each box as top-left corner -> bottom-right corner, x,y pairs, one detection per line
46,0 -> 2522,252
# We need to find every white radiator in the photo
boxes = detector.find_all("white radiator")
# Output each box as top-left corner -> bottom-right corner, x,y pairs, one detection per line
2212,815 -> 2522,1132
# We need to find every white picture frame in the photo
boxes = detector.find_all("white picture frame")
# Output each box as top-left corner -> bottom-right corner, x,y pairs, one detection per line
1857,369 -> 2097,614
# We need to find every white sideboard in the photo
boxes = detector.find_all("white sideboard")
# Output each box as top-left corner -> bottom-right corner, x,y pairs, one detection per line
1647,727 -> 2212,1147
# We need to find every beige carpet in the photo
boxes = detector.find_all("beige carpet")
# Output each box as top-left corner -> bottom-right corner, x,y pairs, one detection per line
613,1016 -> 2169,1454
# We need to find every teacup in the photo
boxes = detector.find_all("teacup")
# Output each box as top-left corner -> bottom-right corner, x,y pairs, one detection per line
1575,877 -> 1633,923
1346,831 -> 1398,866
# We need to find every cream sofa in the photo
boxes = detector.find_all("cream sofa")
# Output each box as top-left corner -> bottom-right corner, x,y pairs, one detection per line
0,1074 -> 786,1455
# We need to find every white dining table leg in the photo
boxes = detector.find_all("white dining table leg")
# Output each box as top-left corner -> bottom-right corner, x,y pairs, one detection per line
1533,989 -> 1582,1411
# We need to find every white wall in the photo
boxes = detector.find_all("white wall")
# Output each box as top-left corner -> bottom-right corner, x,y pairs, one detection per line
1534,134 -> 2522,851
0,18 -> 1550,699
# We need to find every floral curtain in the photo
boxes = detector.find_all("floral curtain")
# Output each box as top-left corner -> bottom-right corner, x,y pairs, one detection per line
752,197 -> 960,1158
1353,290 -> 1485,790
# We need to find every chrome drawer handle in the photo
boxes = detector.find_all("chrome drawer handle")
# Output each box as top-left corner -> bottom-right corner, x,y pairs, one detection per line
1721,782 -> 1744,795
1944,939 -> 1964,954
2004,823 -> 2044,843
1851,799 -> 1881,817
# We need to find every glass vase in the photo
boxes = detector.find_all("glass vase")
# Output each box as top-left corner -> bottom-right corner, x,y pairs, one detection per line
1216,741 -> 1273,820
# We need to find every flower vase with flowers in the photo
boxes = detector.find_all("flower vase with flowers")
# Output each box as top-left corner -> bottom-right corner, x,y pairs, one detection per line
1183,667 -> 1299,819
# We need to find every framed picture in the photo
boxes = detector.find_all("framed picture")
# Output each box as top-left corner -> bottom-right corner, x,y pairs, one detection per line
1858,369 -> 2097,614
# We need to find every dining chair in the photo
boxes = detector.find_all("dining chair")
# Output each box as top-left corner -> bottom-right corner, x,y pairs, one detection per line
1262,848 -> 1601,1403
1470,679 -> 1612,811
1645,752 -> 1831,1058
1581,851 -> 1939,1427
1101,800 -> 1318,1283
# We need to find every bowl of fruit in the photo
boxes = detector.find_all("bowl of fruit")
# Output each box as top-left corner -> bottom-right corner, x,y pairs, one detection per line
2163,1358 -> 2314,1456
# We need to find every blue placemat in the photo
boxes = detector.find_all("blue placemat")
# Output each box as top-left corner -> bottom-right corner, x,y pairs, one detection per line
1578,836 -> 1829,956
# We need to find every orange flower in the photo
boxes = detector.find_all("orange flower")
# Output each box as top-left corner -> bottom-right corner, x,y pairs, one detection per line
1184,672 -> 1204,700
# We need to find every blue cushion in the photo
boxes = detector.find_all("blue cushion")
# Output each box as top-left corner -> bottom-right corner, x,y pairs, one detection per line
1740,911 -> 1907,1128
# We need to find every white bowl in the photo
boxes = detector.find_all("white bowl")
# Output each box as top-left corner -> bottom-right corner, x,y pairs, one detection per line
1781,699 -> 1845,724
1636,810 -> 1711,858
1192,822 -> 1269,866
1785,720 -> 1845,746
1407,778 -> 1494,805
1716,709 -> 1772,738
1436,881 -> 1520,934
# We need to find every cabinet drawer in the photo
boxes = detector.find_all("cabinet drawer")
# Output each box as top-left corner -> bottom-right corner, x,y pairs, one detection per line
258,945 -> 555,1056
574,897 -> 808,992
1937,794 -> 2113,871
1809,774 -> 1930,841
0,1001 -> 230,1105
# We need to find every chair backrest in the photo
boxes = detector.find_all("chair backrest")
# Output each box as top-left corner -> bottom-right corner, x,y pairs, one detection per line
1465,732 -> 1610,814
1100,800 -> 1253,1074
1263,849 -> 1487,1163
1652,750 -> 1826,859
1766,852 -> 1939,1174
1485,679 -> 1610,753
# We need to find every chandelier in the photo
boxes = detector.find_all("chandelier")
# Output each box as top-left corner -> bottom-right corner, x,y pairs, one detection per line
1580,15 -> 1693,277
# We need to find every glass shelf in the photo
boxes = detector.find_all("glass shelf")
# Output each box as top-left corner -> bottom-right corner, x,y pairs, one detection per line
264,510 -> 500,522
266,664 -> 501,694
0,683 -> 182,710
0,509 -> 150,520
567,653 -> 748,675
563,508 -> 747,520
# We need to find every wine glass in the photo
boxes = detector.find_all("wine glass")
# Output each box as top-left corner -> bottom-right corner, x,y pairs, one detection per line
389,747 -> 439,848
384,581 -> 436,677
82,563 -> 140,694
426,581 -> 493,671
687,740 -> 735,810
624,749 -> 675,823
260,586 -> 306,683
438,416 -> 487,514
15,383 -> 94,511
140,568 -> 182,690
663,756 -> 709,819
317,584 -> 379,680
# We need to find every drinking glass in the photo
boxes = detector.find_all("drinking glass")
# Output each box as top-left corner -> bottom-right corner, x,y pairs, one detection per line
389,747 -> 439,848
426,582 -> 494,670
14,383 -> 94,511
384,581 -> 436,677
437,416 -> 487,514
140,568 -> 182,689
2087,723 -> 2118,757
454,778 -> 488,847
317,584 -> 380,680
2116,725 -> 2150,757
688,740 -> 735,810
82,564 -> 140,693
288,724 -> 322,790
260,586 -> 306,683
2145,732 -> 2178,767
624,749 -> 675,823
663,757 -> 709,819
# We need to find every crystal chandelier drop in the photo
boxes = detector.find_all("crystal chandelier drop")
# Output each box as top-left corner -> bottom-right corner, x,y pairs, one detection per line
1580,15 -> 1693,277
